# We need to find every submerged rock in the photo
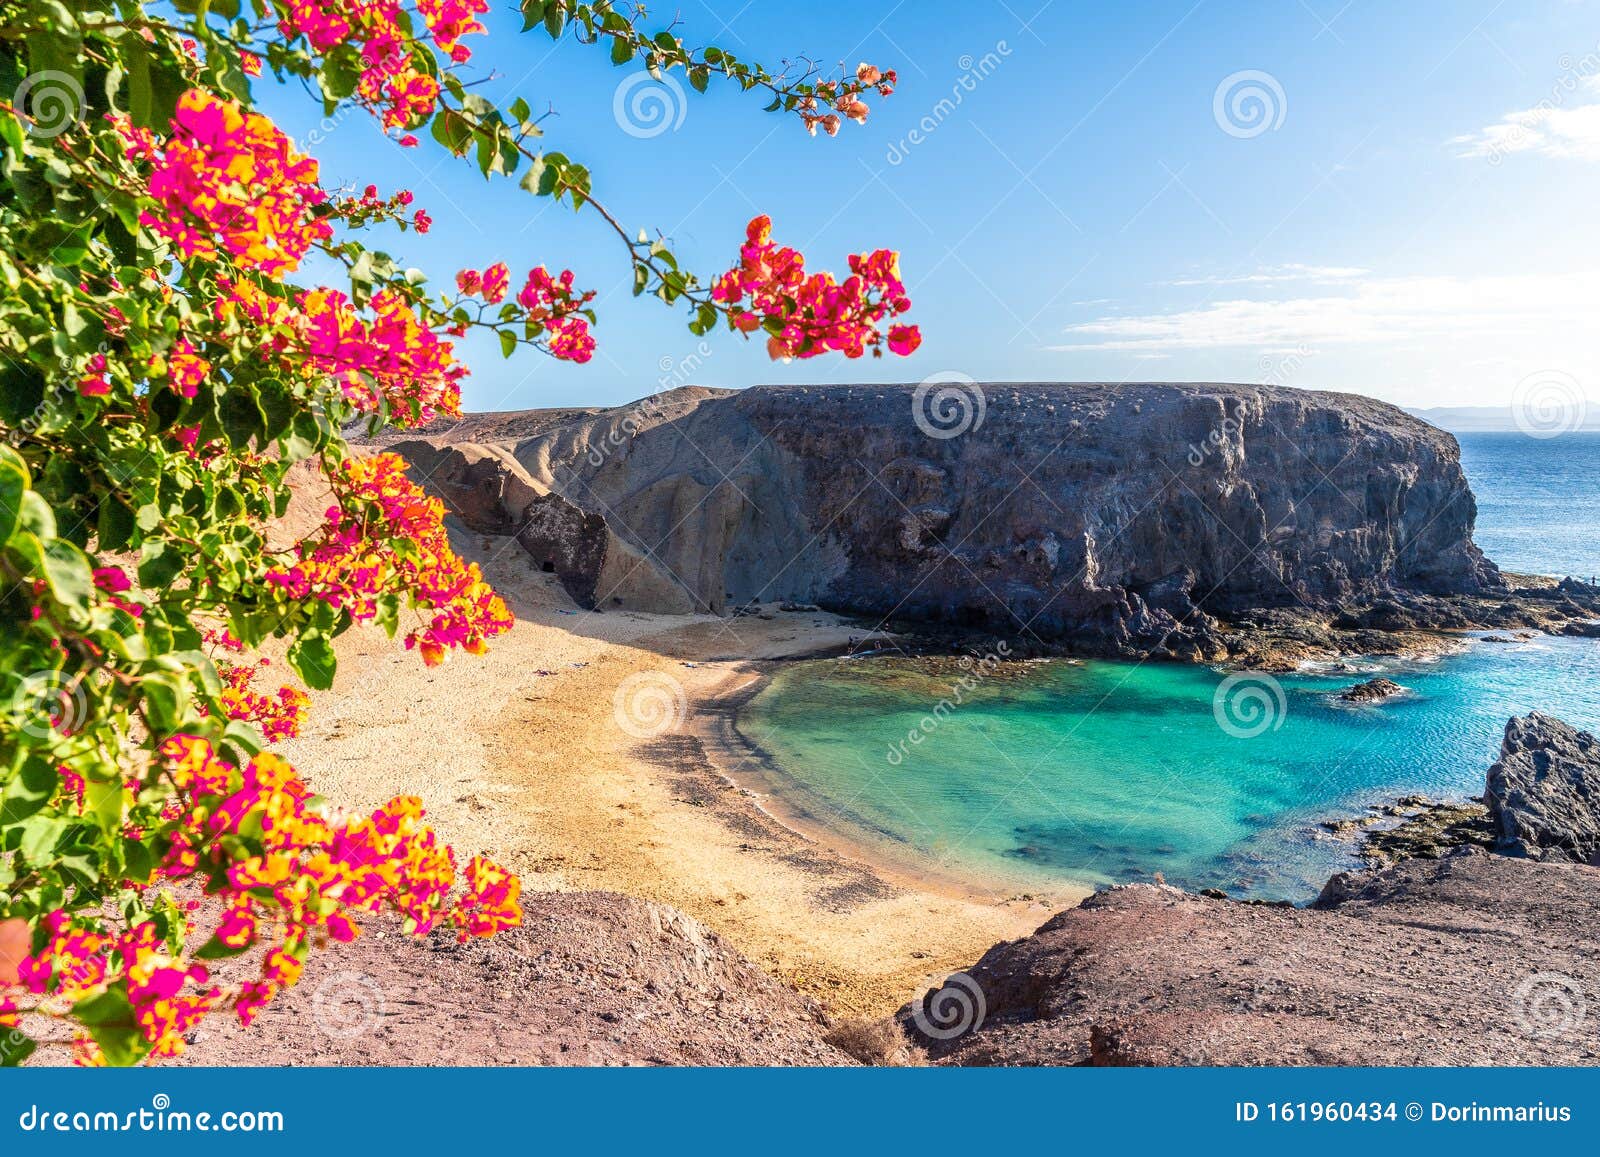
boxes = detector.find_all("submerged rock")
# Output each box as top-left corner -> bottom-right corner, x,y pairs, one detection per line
1354,799 -> 1494,867
1338,677 -> 1407,703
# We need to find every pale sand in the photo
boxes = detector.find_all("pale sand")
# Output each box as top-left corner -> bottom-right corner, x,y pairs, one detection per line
275,534 -> 1085,1018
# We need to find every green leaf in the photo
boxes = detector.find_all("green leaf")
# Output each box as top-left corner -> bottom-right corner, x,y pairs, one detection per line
431,108 -> 471,154
544,3 -> 566,40
499,330 -> 517,358
257,379 -> 294,441
16,491 -> 55,538
218,387 -> 267,448
73,985 -> 152,1067
283,410 -> 323,463
137,541 -> 184,589
139,672 -> 189,736
17,812 -> 63,861
194,933 -> 252,961
0,756 -> 60,825
611,36 -> 633,66
0,450 -> 27,546
41,537 -> 93,611
0,1033 -> 37,1067
288,634 -> 337,690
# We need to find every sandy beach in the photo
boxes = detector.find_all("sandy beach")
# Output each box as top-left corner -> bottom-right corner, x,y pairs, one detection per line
275,533 -> 1080,1019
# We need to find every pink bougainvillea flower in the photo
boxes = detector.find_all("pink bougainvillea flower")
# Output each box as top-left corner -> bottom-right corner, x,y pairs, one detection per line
712,216 -> 919,360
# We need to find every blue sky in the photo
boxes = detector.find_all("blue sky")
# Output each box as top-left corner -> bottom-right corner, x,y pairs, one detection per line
263,1 -> 1600,413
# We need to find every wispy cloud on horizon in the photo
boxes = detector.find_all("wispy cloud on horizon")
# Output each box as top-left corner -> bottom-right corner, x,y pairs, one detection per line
1163,264 -> 1368,287
1051,270 -> 1600,354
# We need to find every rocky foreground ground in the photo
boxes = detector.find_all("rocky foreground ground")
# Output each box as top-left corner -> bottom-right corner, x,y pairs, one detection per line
906,852 -> 1597,1066
180,891 -> 852,1066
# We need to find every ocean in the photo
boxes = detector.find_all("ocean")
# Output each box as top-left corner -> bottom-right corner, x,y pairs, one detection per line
1459,432 -> 1600,580
741,431 -> 1600,902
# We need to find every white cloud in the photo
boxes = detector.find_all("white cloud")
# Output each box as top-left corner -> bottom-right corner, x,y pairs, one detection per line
1453,76 -> 1600,162
1052,270 -> 1600,353
1165,264 -> 1368,287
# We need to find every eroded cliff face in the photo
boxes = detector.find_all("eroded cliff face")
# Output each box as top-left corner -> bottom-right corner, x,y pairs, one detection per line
385,383 -> 1504,655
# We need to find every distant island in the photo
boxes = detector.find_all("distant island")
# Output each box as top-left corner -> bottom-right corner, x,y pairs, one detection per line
1407,406 -> 1600,434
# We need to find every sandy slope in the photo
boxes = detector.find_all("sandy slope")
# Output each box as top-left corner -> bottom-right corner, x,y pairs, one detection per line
265,525 -> 1065,1022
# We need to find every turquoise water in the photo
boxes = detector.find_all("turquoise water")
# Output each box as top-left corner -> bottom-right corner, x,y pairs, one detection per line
741,435 -> 1600,902
742,641 -> 1600,901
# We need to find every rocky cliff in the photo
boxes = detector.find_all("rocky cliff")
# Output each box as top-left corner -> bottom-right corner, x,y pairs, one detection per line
382,382 -> 1541,660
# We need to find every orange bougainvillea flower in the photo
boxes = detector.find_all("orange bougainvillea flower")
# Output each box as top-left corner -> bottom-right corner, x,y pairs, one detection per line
116,91 -> 331,278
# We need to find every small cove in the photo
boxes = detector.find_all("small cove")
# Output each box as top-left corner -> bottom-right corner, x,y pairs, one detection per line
739,638 -> 1600,901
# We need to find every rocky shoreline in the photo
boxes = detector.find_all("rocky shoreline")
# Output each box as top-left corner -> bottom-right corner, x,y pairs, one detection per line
1321,795 -> 1495,868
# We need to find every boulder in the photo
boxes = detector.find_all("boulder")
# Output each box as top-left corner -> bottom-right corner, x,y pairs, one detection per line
1486,713 -> 1600,864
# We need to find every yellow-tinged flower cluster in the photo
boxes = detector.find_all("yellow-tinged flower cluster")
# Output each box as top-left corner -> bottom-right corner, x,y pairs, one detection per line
5,736 -> 523,1064
266,453 -> 514,664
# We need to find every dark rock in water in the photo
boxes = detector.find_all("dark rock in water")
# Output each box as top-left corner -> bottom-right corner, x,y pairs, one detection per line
1486,713 -> 1600,864
1479,634 -> 1514,643
1354,799 -> 1494,867
1338,676 -> 1406,703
